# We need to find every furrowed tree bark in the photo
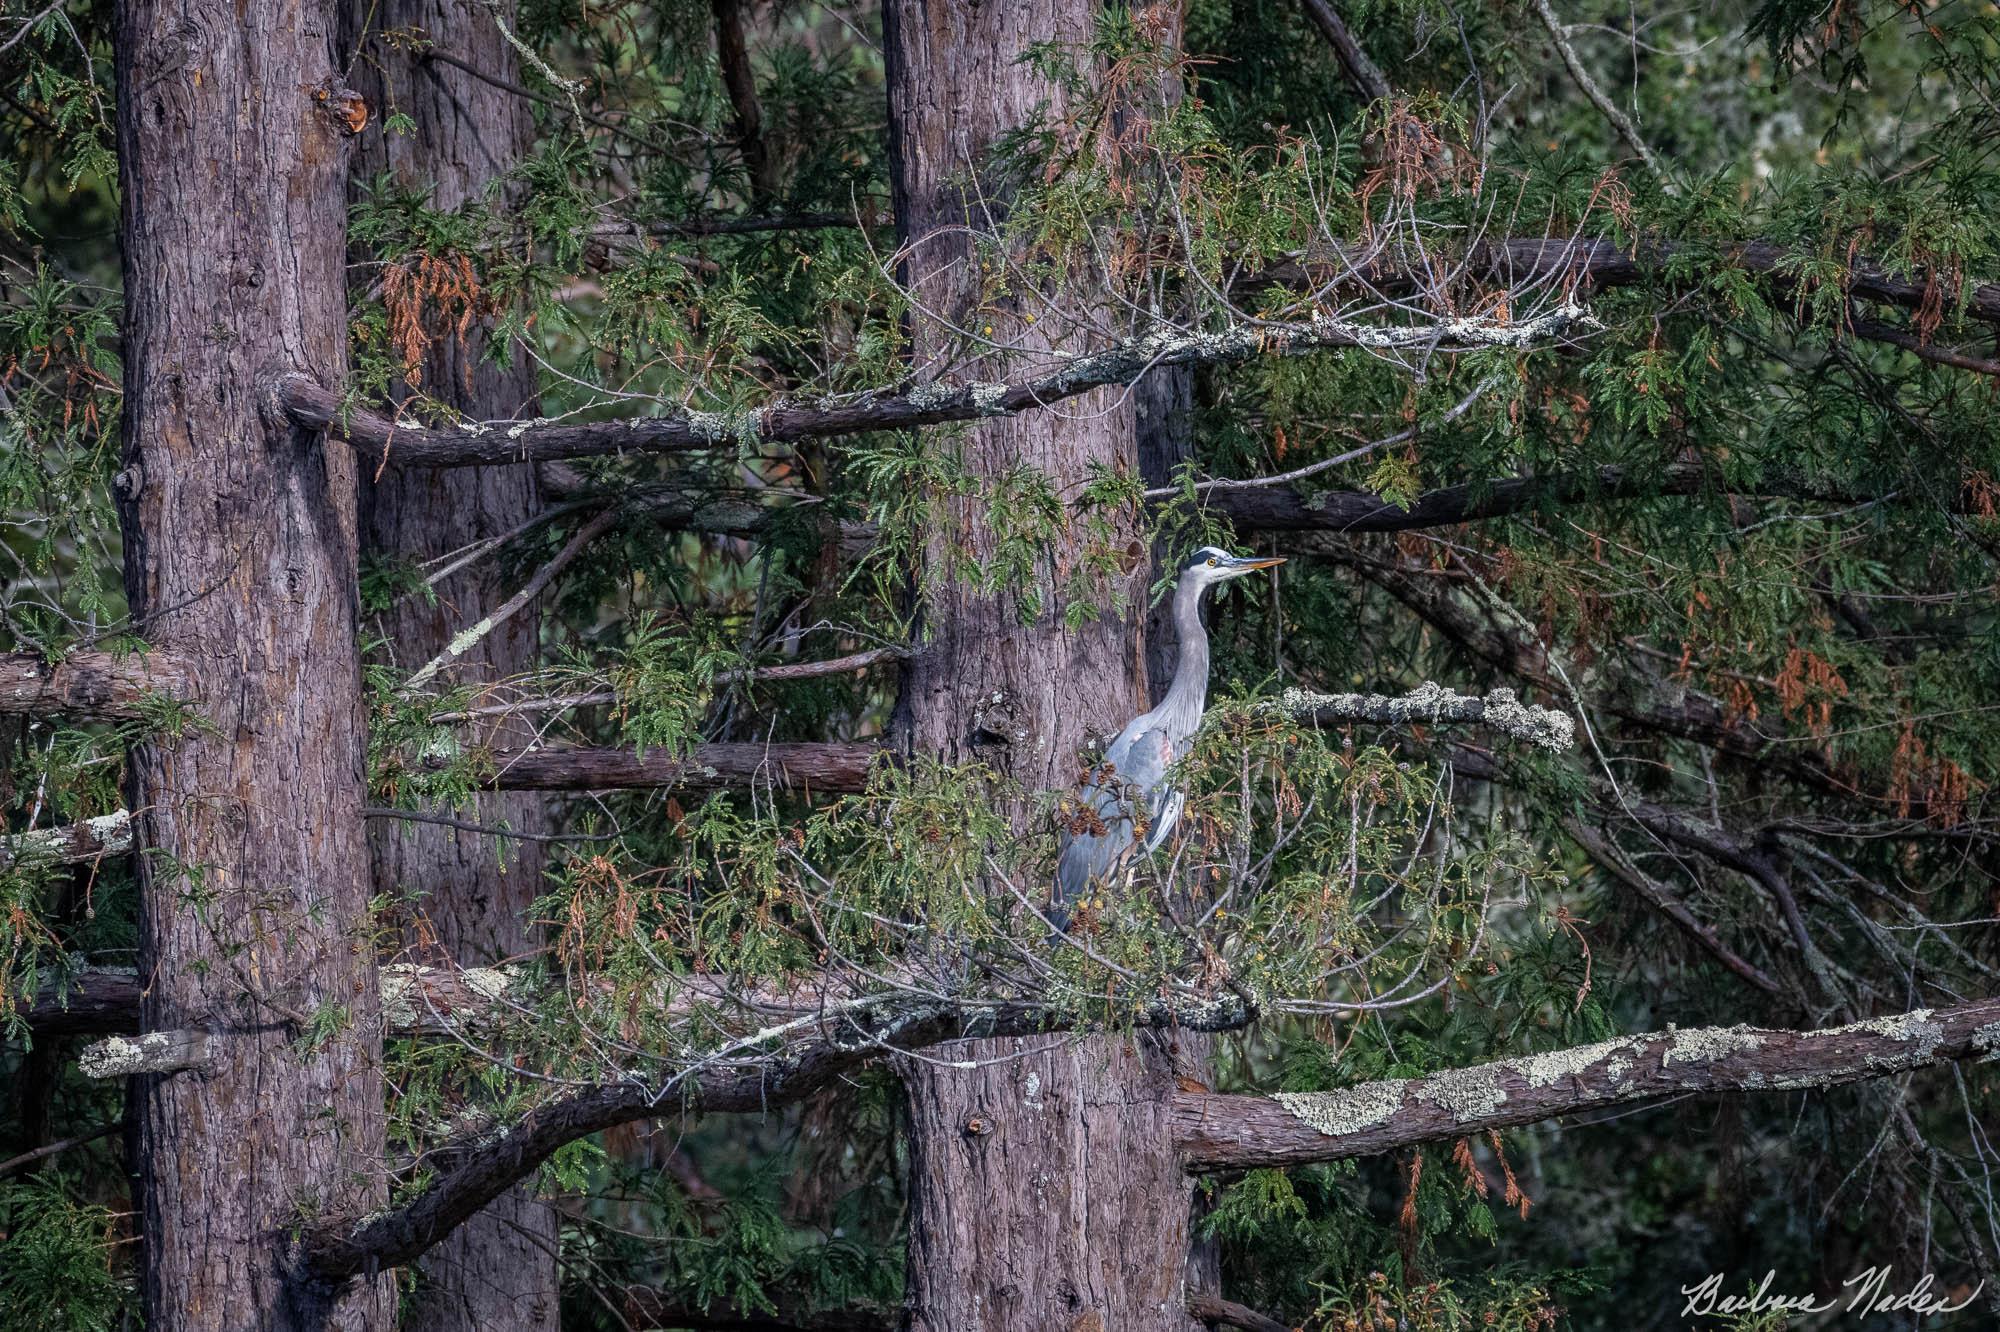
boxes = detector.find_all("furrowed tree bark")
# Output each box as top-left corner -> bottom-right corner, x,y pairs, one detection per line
115,0 -> 389,1324
884,3 -> 1206,1327
342,0 -> 559,1324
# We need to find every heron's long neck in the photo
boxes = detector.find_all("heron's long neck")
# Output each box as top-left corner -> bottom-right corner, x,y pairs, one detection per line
1158,586 -> 1210,730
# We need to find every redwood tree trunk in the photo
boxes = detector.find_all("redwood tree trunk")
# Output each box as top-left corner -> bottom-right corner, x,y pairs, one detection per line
343,3 -> 559,1326
115,0 -> 390,1326
884,2 -> 1204,1327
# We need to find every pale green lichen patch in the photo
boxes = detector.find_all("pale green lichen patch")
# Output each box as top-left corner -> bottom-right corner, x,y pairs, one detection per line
1416,1064 -> 1508,1121
1971,1021 -> 2000,1062
1661,1023 -> 1766,1065
380,963 -> 515,1031
1805,1008 -> 1944,1069
1512,1035 -> 1645,1088
1272,1081 -> 1406,1137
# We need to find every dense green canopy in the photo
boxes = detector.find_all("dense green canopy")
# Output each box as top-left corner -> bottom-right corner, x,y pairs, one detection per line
4,0 -> 1998,1328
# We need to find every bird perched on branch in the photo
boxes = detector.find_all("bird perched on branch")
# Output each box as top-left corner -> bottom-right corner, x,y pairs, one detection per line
1051,546 -> 1285,925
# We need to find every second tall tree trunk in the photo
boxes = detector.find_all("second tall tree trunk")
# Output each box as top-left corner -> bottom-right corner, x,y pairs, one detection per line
344,1 -> 560,1326
885,2 -> 1206,1327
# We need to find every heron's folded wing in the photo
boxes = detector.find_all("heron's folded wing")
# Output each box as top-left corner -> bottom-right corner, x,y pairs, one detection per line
1054,727 -> 1176,909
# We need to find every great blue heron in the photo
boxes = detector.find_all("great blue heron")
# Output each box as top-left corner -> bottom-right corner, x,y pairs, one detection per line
1051,546 -> 1285,923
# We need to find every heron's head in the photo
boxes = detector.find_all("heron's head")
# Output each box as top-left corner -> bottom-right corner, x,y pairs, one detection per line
1179,546 -> 1286,597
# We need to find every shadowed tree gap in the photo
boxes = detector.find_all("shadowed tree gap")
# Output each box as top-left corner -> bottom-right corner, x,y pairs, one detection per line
340,0 -> 560,1325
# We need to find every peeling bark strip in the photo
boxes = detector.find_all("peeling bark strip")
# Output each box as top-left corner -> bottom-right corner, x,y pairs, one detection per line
277,304 -> 1591,469
115,0 -> 389,1322
0,651 -> 192,719
1174,997 -> 2000,1171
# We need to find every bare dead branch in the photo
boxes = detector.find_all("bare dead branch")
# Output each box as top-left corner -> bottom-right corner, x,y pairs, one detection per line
1188,1291 -> 1294,1332
1298,0 -> 1392,103
1276,681 -> 1574,750
277,304 -> 1594,469
401,508 -> 619,696
301,995 -> 1256,1281
467,740 -> 883,792
0,810 -> 131,869
426,645 -> 907,725
0,1123 -> 120,1179
1528,0 -> 1665,182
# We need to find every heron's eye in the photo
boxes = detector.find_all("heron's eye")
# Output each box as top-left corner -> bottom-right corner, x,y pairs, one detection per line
1205,556 -> 1217,566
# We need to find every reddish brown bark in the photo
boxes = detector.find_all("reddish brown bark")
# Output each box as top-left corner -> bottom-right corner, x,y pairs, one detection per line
114,0 -> 389,1323
343,0 -> 559,1323
883,2 -> 1205,1327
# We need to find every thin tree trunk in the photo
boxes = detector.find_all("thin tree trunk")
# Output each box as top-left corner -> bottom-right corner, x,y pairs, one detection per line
115,0 -> 390,1324
884,2 -> 1204,1327
343,1 -> 559,1326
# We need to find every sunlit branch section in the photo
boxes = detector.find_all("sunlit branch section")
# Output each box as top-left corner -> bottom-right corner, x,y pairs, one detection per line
1175,997 -> 2000,1171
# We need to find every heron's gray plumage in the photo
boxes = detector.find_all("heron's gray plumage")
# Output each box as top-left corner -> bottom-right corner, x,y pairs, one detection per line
1051,547 -> 1283,922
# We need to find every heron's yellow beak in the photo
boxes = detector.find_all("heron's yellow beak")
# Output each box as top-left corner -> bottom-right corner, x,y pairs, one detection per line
1236,556 -> 1286,570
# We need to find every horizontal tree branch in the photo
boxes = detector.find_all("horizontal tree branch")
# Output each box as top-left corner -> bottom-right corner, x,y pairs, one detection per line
1260,236 -> 2000,330
278,305 -> 1593,468
13,966 -> 142,1036
619,1288 -> 895,1331
0,651 -> 192,720
1202,459 -> 1951,533
75,1028 -> 214,1078
301,995 -> 1255,1282
425,646 -> 907,724
469,740 -> 883,792
1274,681 -> 1574,751
21,960 -> 521,1040
1174,995 -> 2000,1171
588,211 -> 869,239
0,810 -> 132,869
1187,1291 -> 1294,1332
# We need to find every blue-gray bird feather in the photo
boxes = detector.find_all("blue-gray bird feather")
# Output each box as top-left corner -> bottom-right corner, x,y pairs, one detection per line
1049,548 -> 1283,925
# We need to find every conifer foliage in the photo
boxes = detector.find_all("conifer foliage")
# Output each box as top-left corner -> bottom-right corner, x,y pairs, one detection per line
2,0 -> 1998,1328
